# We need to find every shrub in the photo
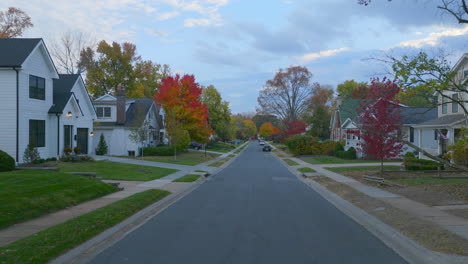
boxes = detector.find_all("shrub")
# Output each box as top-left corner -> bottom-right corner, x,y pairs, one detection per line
23,144 -> 40,164
64,147 -> 72,155
334,141 -> 344,153
285,135 -> 318,156
95,134 -> 108,155
336,147 -> 357,160
0,150 -> 15,172
404,157 -> 444,170
404,152 -> 416,158
73,146 -> 81,154
142,146 -> 174,156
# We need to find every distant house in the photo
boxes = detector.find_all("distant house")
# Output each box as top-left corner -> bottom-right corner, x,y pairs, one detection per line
331,97 -> 437,158
412,53 -> 468,159
92,87 -> 166,156
0,38 -> 96,162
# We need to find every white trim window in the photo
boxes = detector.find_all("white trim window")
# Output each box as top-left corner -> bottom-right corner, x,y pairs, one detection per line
96,107 -> 111,118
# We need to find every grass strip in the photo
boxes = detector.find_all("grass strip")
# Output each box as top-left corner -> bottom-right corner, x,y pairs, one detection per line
283,159 -> 300,166
173,174 -> 201,182
56,161 -> 177,181
325,165 -> 402,173
0,189 -> 170,264
0,170 -> 118,230
298,167 -> 316,173
209,158 -> 230,167
300,156 -> 387,165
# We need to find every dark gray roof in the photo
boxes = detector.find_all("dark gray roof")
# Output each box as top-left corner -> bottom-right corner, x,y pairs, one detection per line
0,38 -> 42,67
400,107 -> 437,125
125,99 -> 154,127
414,114 -> 466,127
49,74 -> 80,114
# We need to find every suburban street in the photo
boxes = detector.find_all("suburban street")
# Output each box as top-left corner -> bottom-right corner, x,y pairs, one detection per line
86,143 -> 408,264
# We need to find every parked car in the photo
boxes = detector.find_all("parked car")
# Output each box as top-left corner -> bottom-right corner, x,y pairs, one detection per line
259,141 -> 265,146
190,141 -> 203,150
262,145 -> 272,152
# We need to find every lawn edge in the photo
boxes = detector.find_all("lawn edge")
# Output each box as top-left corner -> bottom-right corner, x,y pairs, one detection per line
51,179 -> 205,264
270,150 -> 461,264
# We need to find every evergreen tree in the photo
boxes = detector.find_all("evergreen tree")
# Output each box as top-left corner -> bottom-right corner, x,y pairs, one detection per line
95,133 -> 108,155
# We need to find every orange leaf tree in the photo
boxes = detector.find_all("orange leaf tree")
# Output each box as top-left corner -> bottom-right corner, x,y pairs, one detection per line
155,74 -> 212,146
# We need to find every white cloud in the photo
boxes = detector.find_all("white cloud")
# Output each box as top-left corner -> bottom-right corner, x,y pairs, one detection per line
145,28 -> 169,38
299,47 -> 350,63
397,25 -> 468,48
155,11 -> 180,21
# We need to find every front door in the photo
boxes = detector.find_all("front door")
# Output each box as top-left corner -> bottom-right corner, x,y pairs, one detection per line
77,128 -> 89,154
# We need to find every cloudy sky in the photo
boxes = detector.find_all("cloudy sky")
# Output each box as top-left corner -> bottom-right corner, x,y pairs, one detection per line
3,0 -> 468,113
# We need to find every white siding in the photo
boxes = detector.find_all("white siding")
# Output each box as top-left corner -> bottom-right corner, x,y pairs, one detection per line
0,69 -> 17,160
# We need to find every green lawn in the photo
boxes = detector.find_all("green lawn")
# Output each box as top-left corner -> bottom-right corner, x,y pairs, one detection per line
138,151 -> 220,166
0,189 -> 170,264
206,142 -> 237,153
56,161 -> 177,181
300,156 -> 390,165
393,177 -> 468,185
0,170 -> 118,230
234,143 -> 249,153
298,167 -> 316,173
173,174 -> 201,182
208,157 -> 230,167
325,165 -> 403,173
283,159 -> 300,166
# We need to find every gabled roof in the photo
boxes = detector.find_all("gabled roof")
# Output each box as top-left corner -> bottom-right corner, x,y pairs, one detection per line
125,99 -> 155,127
0,38 -> 42,67
338,98 -> 366,124
413,114 -> 466,127
451,53 -> 468,72
49,74 -> 80,114
400,107 -> 437,125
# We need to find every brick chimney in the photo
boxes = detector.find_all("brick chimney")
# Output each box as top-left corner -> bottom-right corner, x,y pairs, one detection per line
116,84 -> 126,125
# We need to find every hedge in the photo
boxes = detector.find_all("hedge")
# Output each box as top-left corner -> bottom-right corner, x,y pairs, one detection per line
336,147 -> 357,160
0,150 -> 15,172
404,157 -> 444,171
285,135 -> 345,156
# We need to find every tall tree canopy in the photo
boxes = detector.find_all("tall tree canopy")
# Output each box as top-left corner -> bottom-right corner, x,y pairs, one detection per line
242,120 -> 257,138
155,74 -> 212,143
81,40 -> 170,98
0,7 -> 33,38
51,31 -> 95,74
201,85 -> 231,141
305,84 -> 334,140
337,80 -> 368,98
252,114 -> 280,129
258,66 -> 315,122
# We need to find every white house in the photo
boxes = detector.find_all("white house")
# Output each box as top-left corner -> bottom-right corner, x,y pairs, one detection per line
412,53 -> 468,159
93,87 -> 166,156
0,38 -> 96,163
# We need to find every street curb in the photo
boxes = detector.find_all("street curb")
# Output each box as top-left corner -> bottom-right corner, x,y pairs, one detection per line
270,151 -> 467,264
50,178 -> 207,264
206,142 -> 250,177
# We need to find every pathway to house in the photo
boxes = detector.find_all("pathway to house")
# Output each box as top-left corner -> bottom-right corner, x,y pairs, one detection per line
272,147 -> 468,241
0,143 -> 248,247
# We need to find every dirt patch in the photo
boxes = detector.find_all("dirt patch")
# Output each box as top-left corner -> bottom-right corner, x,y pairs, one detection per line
337,170 -> 468,206
310,176 -> 468,256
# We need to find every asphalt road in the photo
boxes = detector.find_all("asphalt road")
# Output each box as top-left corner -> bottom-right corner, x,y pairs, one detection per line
87,143 -> 408,264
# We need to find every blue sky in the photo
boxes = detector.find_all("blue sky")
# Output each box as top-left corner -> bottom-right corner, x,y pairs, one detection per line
3,0 -> 468,113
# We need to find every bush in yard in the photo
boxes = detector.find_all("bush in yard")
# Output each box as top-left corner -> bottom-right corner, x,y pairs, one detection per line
334,141 -> 344,154
336,147 -> 357,160
404,152 -> 416,159
73,146 -> 81,155
0,149 -> 15,172
448,129 -> 467,165
95,134 -> 108,155
285,135 -> 319,156
141,146 -> 174,156
404,157 -> 444,170
23,144 -> 40,164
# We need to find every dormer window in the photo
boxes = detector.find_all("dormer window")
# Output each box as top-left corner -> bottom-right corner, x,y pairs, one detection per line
442,96 -> 448,114
96,107 -> 111,118
29,75 -> 45,100
452,94 -> 459,113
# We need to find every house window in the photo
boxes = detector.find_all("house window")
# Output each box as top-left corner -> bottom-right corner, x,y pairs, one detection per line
96,107 -> 111,118
128,150 -> 135,157
452,94 -> 459,113
29,120 -> 45,147
29,75 -> 45,100
464,69 -> 468,79
434,129 -> 438,140
442,96 -> 448,114
409,127 -> 414,143
64,125 -> 73,148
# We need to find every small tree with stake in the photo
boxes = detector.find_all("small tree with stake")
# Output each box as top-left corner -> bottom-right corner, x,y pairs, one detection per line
129,120 -> 150,157
358,78 -> 406,173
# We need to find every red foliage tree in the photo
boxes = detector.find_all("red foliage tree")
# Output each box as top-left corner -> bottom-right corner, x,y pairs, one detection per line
155,74 -> 212,144
280,120 -> 307,141
358,78 -> 405,171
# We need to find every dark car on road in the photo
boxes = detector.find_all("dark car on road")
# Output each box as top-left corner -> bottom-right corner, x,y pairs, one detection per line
190,141 -> 203,150
262,145 -> 272,152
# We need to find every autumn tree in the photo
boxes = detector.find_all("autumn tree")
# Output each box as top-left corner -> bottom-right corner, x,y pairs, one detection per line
252,114 -> 280,129
337,80 -> 368,98
242,120 -> 257,138
81,40 -> 170,98
280,120 -> 307,141
51,31 -> 95,74
304,84 -> 334,140
230,115 -> 247,139
0,7 -> 33,38
259,122 -> 274,138
358,78 -> 405,172
200,85 -> 231,141
258,66 -> 315,122
155,74 -> 212,147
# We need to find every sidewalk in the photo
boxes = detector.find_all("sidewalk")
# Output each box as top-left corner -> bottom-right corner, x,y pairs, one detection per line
0,142 -> 248,247
275,150 -> 468,241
